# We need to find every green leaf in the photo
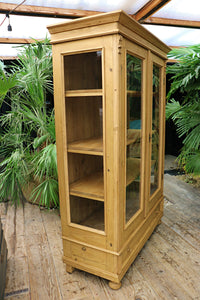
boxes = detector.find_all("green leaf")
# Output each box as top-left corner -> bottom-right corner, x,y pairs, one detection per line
33,134 -> 49,149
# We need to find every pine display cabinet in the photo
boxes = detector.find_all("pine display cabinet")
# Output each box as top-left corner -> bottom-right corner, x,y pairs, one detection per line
47,10 -> 170,289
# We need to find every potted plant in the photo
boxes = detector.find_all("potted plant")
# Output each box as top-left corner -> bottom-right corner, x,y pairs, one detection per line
0,39 -> 59,208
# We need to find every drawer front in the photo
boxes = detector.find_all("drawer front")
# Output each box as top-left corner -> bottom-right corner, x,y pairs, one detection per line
63,239 -> 115,272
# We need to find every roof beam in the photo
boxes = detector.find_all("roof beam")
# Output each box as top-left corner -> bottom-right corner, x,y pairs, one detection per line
134,0 -> 172,22
0,38 -> 39,44
0,56 -> 17,60
143,17 -> 200,29
0,3 -> 101,19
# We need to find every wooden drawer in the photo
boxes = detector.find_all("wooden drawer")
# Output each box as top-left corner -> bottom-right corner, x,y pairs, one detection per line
63,239 -> 115,272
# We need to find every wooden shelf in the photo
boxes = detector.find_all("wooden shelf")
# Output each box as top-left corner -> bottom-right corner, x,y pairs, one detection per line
70,157 -> 142,200
70,171 -> 104,201
65,89 -> 102,97
68,137 -> 103,155
126,158 -> 156,186
126,158 -> 141,186
127,90 -> 141,97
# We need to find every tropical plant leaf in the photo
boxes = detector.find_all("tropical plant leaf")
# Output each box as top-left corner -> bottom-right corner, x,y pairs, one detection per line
184,151 -> 200,175
0,73 -> 17,108
167,44 -> 200,174
33,134 -> 49,149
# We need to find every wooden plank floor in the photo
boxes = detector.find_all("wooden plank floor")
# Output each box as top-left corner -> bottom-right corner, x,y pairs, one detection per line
1,165 -> 200,299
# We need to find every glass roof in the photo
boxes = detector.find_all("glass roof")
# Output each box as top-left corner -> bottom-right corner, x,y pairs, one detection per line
1,0 -> 200,57
0,0 -> 150,14
154,0 -> 200,21
144,25 -> 200,47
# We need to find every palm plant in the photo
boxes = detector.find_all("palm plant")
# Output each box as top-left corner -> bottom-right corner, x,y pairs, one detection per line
0,39 -> 59,208
166,45 -> 200,174
0,61 -> 17,107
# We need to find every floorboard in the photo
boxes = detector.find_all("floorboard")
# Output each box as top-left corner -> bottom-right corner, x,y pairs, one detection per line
4,205 -> 29,298
24,203 -> 62,300
1,157 -> 200,299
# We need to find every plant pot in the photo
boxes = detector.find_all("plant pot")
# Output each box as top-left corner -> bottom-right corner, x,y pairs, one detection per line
22,180 -> 55,209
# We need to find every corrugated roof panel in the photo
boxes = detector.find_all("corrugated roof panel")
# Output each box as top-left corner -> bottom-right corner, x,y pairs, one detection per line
0,0 -> 150,14
143,24 -> 200,46
153,0 -> 200,21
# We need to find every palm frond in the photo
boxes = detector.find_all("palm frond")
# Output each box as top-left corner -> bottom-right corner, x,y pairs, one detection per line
184,151 -> 200,175
32,143 -> 57,180
0,73 -> 17,106
30,179 -> 59,209
167,45 -> 200,174
0,150 -> 29,204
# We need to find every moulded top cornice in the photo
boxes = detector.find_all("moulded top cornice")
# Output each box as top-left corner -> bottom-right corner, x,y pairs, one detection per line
47,10 -> 171,54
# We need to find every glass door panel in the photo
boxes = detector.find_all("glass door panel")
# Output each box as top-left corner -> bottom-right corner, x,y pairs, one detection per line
150,64 -> 161,195
126,54 -> 142,223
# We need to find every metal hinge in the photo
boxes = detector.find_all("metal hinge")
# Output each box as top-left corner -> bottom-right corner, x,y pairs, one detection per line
149,134 -> 152,142
118,35 -> 123,54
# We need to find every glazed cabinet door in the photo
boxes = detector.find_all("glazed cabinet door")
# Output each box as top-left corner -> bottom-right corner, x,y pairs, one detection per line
122,40 -> 148,241
53,38 -> 110,249
146,53 -> 166,214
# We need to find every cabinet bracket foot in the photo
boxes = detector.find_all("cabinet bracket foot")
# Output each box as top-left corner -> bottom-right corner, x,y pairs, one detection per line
66,264 -> 74,274
108,281 -> 121,290
157,219 -> 162,225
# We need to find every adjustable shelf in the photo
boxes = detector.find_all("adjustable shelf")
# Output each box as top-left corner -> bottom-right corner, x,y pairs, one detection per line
126,158 -> 141,186
127,90 -> 141,97
68,137 -> 103,155
65,89 -> 103,97
69,171 -> 104,201
69,156 -> 146,202
127,129 -> 141,146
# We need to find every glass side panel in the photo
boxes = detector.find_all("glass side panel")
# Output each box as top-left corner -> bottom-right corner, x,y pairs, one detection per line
64,50 -> 104,232
64,51 -> 102,90
126,53 -> 142,223
65,96 -> 103,144
150,64 -> 161,195
70,196 -> 104,231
